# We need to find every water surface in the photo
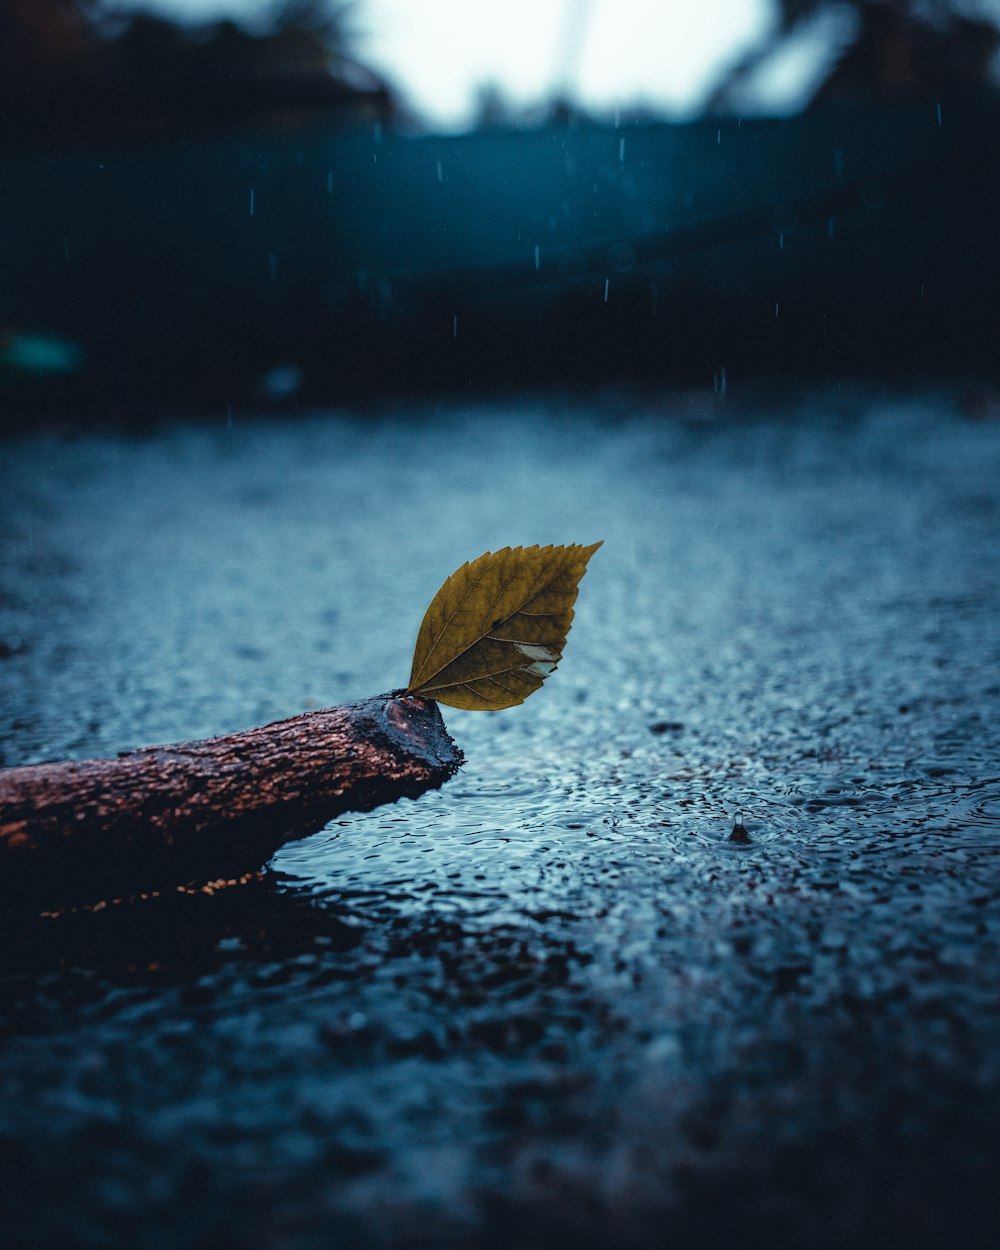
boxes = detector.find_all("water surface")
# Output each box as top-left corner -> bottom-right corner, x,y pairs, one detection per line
2,388 -> 998,1248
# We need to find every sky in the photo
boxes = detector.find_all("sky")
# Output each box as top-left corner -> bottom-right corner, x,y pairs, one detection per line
109,0 -> 780,126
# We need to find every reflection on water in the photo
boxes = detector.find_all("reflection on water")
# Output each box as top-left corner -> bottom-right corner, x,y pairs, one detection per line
1,389 -> 999,1248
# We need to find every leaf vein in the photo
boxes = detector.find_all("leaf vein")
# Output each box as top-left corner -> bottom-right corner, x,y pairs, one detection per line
407,542 -> 600,708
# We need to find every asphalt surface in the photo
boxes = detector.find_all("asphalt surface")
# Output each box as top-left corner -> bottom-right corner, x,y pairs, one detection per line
2,386 -> 999,1248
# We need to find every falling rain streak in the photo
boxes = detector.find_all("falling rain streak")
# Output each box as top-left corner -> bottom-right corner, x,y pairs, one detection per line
249,188 -> 255,216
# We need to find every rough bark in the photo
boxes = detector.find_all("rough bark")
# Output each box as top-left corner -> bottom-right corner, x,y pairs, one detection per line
0,692 -> 462,912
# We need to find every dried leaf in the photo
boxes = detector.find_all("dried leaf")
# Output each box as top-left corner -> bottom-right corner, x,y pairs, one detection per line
407,542 -> 602,710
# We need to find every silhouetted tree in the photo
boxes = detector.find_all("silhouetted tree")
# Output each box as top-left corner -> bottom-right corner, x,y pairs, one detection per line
0,0 -> 392,140
705,0 -> 1000,113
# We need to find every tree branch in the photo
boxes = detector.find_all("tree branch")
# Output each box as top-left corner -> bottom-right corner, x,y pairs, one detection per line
0,692 -> 462,911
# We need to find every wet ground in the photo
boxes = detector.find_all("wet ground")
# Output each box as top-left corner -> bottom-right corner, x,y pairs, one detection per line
2,385 -> 999,1248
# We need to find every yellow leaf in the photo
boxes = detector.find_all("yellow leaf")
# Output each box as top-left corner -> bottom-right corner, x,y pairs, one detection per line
407,542 -> 602,710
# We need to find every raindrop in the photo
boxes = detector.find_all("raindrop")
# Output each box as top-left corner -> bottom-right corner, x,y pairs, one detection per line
249,188 -> 255,215
604,277 -> 610,302
775,302 -> 780,318
729,811 -> 752,844
714,366 -> 728,396
452,315 -> 458,338
374,121 -> 383,144
936,102 -> 943,127
779,233 -> 784,250
619,137 -> 626,162
534,244 -> 540,271
717,128 -> 721,144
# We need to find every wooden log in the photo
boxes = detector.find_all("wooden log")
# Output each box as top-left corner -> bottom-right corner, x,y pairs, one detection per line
0,692 -> 462,912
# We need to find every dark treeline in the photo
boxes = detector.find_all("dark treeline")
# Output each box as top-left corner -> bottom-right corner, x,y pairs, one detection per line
2,0 -> 998,144
706,0 -> 1000,112
0,0 -> 394,142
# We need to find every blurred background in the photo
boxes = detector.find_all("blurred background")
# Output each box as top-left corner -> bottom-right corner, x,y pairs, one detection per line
2,0 -> 999,418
